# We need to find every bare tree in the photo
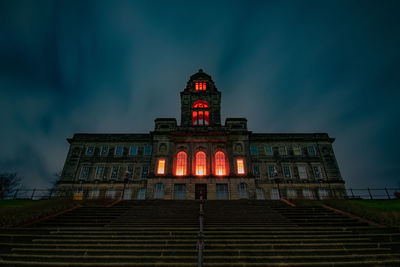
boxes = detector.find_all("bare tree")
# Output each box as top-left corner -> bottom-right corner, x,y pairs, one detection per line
0,173 -> 21,199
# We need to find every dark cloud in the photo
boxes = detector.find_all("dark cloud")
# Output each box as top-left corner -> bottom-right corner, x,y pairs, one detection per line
0,0 -> 399,189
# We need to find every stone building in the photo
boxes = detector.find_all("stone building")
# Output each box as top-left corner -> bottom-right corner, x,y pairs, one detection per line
58,69 -> 345,200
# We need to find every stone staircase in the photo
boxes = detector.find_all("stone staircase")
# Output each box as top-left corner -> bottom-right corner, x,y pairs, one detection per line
0,200 -> 399,266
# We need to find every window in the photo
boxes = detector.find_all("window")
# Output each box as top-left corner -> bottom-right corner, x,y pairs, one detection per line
215,151 -> 226,176
80,166 -> 90,179
122,189 -> 132,200
313,165 -> 322,179
253,165 -> 260,179
144,145 -> 152,155
95,165 -> 105,179
154,183 -> 164,199
256,188 -> 265,200
216,184 -> 228,199
86,146 -> 94,155
236,159 -> 245,175
279,146 -> 287,155
89,188 -> 99,199
283,165 -> 292,179
250,145 -> 258,155
287,188 -> 297,199
195,81 -> 206,91
308,146 -> 316,156
157,159 -> 166,175
293,145 -> 302,156
264,145 -> 273,155
195,151 -> 207,176
298,166 -> 308,179
303,188 -> 314,199
137,188 -> 146,200
106,188 -> 116,199
129,146 -> 137,155
111,165 -> 119,179
270,188 -> 280,200
268,165 -> 276,179
176,151 -> 187,176
318,188 -> 329,200
238,183 -> 249,199
101,146 -> 109,156
141,166 -> 149,178
192,100 -> 209,126
174,184 -> 186,199
127,164 -> 134,179
115,145 -> 123,156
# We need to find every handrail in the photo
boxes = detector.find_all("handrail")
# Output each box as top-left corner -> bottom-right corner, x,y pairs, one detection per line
197,192 -> 205,267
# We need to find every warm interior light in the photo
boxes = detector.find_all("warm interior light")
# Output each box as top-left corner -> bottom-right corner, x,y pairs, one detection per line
237,159 -> 245,174
176,151 -> 187,176
157,159 -> 165,175
196,151 -> 206,176
215,151 -> 226,176
195,82 -> 206,91
192,100 -> 210,126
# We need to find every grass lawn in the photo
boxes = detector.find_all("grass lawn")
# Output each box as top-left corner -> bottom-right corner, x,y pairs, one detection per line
351,199 -> 400,211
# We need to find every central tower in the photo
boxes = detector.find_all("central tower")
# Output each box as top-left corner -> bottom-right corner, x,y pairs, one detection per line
180,69 -> 221,127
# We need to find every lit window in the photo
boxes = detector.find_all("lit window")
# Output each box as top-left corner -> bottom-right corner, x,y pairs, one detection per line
157,159 -> 166,175
250,145 -> 258,155
176,151 -> 187,176
196,151 -> 207,176
192,100 -> 210,126
115,145 -> 123,156
86,146 -> 94,155
195,81 -> 206,91
215,151 -> 226,176
236,159 -> 245,175
264,145 -> 272,155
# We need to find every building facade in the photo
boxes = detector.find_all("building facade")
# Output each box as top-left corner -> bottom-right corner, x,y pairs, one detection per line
58,70 -> 345,200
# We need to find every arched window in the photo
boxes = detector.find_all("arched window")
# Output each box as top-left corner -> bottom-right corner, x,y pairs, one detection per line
195,151 -> 206,176
154,183 -> 164,199
176,151 -> 187,176
215,151 -> 226,176
192,100 -> 209,126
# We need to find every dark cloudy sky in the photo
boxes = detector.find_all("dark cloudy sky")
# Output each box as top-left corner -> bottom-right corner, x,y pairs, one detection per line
1,0 -> 399,190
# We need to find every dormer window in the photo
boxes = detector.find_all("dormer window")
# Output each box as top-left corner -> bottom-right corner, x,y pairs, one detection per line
192,100 -> 209,126
195,81 -> 206,91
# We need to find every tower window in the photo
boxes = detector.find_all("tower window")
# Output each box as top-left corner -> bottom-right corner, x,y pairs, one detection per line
157,159 -> 166,175
176,151 -> 187,176
215,151 -> 226,176
195,82 -> 206,91
196,151 -> 206,176
192,100 -> 210,126
236,159 -> 245,175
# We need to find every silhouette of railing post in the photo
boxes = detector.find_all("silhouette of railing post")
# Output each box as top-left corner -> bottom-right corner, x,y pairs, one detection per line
385,187 -> 391,200
367,188 -> 373,200
13,189 -> 19,200
31,188 -> 36,200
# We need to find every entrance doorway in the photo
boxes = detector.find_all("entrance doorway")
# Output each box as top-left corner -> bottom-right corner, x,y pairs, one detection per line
195,184 -> 207,200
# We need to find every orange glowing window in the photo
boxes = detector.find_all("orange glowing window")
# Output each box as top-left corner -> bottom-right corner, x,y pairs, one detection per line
195,82 -> 206,91
176,151 -> 187,176
236,159 -> 245,175
196,151 -> 206,176
157,159 -> 165,175
192,100 -> 210,126
215,151 -> 226,176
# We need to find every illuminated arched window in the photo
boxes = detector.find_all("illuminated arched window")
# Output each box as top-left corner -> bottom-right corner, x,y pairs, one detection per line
192,100 -> 209,126
176,151 -> 187,176
196,151 -> 206,176
215,151 -> 226,176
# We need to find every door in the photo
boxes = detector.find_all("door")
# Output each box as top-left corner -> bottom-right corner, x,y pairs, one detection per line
195,184 -> 207,200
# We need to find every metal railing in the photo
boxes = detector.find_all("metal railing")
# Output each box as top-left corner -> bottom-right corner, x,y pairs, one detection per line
197,191 -> 205,267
